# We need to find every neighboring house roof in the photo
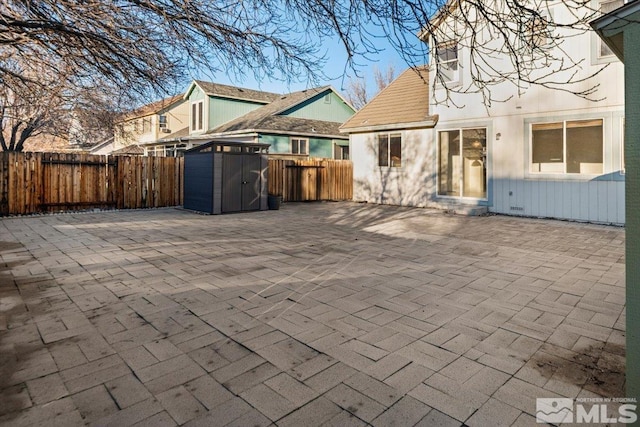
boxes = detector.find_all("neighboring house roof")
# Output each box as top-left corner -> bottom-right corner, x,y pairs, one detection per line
120,94 -> 184,122
340,66 -> 437,133
22,134 -> 81,153
157,126 -> 190,143
591,0 -> 640,62
206,86 -> 347,139
187,80 -> 280,104
87,137 -> 116,154
111,145 -> 144,155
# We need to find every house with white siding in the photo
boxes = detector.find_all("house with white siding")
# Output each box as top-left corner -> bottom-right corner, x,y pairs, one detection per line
341,0 -> 626,224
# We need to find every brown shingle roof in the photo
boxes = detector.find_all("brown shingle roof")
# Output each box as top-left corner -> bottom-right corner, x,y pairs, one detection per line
340,66 -> 436,132
207,86 -> 345,137
22,134 -> 80,153
121,94 -> 184,122
111,145 -> 144,155
194,80 -> 280,103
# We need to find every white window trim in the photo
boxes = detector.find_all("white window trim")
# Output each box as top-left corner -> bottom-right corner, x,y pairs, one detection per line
528,118 -> 605,177
436,127 -> 488,201
519,9 -> 553,58
191,100 -> 204,132
591,0 -> 625,64
290,137 -> 309,155
433,40 -> 461,87
159,114 -> 168,128
377,132 -> 403,168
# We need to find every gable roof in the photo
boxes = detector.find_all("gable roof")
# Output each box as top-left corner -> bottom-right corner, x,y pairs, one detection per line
111,144 -> 144,155
206,86 -> 347,138
187,80 -> 280,104
118,94 -> 184,123
340,66 -> 437,133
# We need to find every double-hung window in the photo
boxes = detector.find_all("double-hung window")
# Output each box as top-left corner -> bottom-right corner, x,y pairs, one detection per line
378,133 -> 402,167
531,119 -> 603,174
291,138 -> 308,155
436,42 -> 459,84
191,101 -> 204,132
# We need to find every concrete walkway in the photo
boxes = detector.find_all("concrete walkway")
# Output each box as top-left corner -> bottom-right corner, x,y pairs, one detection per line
0,203 -> 626,426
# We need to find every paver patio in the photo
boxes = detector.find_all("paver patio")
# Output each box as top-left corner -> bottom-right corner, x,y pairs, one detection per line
0,202 -> 626,426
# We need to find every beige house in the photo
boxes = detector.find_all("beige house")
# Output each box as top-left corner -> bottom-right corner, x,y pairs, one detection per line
92,94 -> 189,156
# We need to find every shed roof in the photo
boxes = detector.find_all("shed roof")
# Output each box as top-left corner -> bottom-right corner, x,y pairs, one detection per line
340,66 -> 436,133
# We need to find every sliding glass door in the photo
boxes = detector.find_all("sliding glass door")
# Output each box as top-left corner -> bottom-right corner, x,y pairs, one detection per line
438,128 -> 487,199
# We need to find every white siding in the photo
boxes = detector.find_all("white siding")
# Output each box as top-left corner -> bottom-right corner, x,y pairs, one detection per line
428,2 -> 625,225
352,129 -> 436,207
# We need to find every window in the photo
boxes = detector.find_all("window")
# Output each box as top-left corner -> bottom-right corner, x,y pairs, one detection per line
159,115 -> 167,128
531,119 -> 603,174
524,12 -> 550,50
335,144 -> 349,160
191,101 -> 204,131
142,118 -> 151,133
599,0 -> 624,57
436,42 -> 459,84
291,138 -> 308,154
378,133 -> 402,167
438,128 -> 487,198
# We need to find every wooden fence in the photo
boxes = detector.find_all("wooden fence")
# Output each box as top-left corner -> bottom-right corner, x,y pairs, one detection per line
268,159 -> 352,202
0,153 -> 351,216
0,152 -> 183,215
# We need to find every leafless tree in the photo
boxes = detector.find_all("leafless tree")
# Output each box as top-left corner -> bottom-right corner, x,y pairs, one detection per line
345,64 -> 397,109
0,0 -> 619,131
0,63 -> 118,152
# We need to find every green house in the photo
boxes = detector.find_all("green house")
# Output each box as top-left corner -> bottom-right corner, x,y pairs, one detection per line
168,80 -> 355,159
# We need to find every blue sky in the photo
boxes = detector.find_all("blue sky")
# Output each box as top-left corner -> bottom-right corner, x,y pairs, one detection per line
191,27 -> 422,97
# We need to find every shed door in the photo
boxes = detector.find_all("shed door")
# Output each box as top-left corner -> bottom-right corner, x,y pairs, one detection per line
222,155 -> 243,212
222,154 -> 263,212
242,155 -> 262,211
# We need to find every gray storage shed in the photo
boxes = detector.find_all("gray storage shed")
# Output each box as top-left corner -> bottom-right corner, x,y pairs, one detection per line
183,141 -> 269,214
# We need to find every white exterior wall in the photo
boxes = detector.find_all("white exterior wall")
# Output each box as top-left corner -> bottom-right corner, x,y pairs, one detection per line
429,1 -> 625,224
352,129 -> 436,207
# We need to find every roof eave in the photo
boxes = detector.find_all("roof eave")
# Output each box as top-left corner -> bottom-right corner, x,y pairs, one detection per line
340,117 -> 439,134
208,94 -> 273,104
590,1 -> 640,63
201,128 -> 348,140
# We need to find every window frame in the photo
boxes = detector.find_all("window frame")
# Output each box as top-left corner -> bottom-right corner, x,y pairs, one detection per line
142,117 -> 151,134
520,9 -> 552,54
529,118 -> 605,176
290,137 -> 309,155
377,132 -> 402,168
191,100 -> 204,132
621,117 -> 625,174
435,41 -> 460,86
592,0 -> 625,63
436,127 -> 488,200
159,114 -> 168,129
